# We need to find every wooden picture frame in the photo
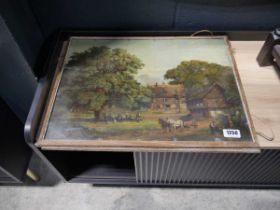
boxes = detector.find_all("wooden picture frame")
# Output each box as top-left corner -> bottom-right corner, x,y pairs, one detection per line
35,35 -> 258,152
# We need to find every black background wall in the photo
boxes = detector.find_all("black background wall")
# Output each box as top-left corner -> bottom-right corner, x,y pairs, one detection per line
29,0 -> 280,36
0,15 -> 37,122
0,0 -> 280,120
0,97 -> 32,183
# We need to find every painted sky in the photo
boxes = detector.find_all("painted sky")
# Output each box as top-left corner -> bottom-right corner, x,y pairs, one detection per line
67,37 -> 233,85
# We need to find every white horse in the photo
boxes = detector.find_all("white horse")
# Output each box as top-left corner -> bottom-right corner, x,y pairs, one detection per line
167,119 -> 184,129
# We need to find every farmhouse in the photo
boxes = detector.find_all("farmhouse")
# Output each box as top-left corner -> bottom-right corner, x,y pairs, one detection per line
186,82 -> 227,118
150,83 -> 187,113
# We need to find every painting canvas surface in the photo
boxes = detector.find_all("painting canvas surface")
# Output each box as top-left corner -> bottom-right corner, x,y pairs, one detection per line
43,37 -> 254,142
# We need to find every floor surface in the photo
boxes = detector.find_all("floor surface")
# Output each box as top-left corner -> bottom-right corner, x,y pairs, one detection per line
0,155 -> 280,210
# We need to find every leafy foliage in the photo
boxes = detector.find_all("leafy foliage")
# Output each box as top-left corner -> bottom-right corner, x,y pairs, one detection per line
63,46 -> 151,119
164,60 -> 241,104
165,60 -> 229,91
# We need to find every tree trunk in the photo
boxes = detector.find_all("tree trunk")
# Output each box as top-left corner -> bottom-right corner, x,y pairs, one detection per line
94,110 -> 101,121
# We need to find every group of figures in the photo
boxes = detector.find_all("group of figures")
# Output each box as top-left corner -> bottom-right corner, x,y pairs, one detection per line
209,121 -> 223,135
96,112 -> 143,123
208,114 -> 235,136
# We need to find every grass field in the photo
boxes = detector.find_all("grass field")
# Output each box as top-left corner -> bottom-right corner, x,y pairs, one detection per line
45,108 -> 227,141
49,109 -> 222,141
77,112 -> 214,141
47,109 -> 252,141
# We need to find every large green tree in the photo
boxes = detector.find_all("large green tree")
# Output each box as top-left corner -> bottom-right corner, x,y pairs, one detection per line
164,60 -> 241,104
64,46 -> 151,120
165,60 -> 230,93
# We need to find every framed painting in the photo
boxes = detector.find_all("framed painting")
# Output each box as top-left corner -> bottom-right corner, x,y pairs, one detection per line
36,35 -> 257,151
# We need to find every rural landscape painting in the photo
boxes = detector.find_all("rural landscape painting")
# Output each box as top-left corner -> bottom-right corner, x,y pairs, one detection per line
44,36 -> 253,142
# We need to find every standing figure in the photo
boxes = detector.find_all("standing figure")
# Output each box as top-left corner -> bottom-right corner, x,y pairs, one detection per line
136,112 -> 142,122
209,121 -> 220,135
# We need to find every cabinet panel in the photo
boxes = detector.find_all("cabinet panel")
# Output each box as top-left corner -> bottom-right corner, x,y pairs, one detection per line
134,150 -> 280,184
